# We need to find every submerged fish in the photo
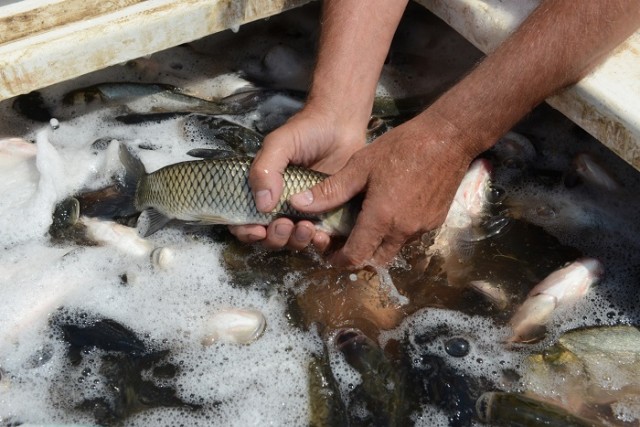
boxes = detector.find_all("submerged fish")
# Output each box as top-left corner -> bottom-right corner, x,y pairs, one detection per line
335,328 -> 415,426
569,152 -> 622,192
427,158 -> 507,266
182,114 -> 263,156
508,258 -> 603,343
307,351 -> 348,427
476,392 -> 599,427
523,325 -> 640,424
62,82 -> 234,116
118,145 -> 358,236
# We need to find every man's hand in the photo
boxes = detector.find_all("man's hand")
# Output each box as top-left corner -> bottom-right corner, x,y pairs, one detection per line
289,111 -> 476,267
228,105 -> 366,251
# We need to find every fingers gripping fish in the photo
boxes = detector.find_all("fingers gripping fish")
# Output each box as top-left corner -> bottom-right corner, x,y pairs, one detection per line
118,145 -> 357,236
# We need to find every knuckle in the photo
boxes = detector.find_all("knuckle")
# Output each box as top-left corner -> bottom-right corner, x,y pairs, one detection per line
316,177 -> 341,200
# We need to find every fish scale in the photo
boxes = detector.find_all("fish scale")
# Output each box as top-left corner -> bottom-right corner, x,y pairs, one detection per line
126,149 -> 356,235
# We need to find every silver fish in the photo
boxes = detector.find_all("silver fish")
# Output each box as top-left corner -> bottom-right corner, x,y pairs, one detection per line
508,258 -> 603,343
119,145 -> 357,236
63,82 -> 233,116
523,325 -> 640,423
476,392 -> 599,427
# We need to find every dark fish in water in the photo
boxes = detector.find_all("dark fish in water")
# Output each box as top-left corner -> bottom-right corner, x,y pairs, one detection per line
307,351 -> 349,427
118,145 -> 358,236
335,328 -> 415,426
115,111 -> 189,124
12,90 -> 52,122
62,82 -> 234,116
58,317 -> 147,360
412,353 -> 483,427
50,197 -> 81,233
77,351 -> 201,425
50,311 -> 202,424
476,392 -> 600,427
221,88 -> 306,134
182,114 -> 263,156
408,327 -> 492,427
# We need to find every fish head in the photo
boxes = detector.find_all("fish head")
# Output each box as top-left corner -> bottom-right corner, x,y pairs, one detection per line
529,258 -> 603,304
508,293 -> 557,343
333,328 -> 378,367
442,158 -> 493,229
572,152 -> 622,192
62,86 -> 105,106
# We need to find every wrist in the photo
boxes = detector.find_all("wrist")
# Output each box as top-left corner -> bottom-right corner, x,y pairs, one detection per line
306,84 -> 374,132
414,102 -> 494,163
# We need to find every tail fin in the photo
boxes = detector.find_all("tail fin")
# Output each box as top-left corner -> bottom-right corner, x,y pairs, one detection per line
118,143 -> 146,191
76,144 -> 145,220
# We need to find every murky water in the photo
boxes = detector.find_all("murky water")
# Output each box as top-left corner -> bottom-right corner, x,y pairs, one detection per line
1,3 -> 640,426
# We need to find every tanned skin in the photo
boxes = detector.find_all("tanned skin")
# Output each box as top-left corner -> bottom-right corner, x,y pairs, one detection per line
230,0 -> 640,267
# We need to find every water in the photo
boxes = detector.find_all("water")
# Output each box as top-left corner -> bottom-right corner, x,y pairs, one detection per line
1,3 -> 640,426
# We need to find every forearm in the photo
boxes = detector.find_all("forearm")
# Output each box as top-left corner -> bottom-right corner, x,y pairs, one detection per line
427,0 -> 640,157
308,0 -> 409,126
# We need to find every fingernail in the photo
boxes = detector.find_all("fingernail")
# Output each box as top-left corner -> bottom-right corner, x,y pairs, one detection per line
255,189 -> 272,211
294,226 -> 312,242
275,223 -> 293,238
291,190 -> 314,207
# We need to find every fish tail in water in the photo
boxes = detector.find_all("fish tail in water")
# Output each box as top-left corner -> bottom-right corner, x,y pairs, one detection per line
118,143 -> 147,195
118,144 -> 173,234
72,145 -> 143,222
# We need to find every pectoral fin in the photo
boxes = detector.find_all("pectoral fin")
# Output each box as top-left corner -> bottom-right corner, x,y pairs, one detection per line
143,208 -> 172,236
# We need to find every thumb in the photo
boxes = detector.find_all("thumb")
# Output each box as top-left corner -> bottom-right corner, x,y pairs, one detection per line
291,166 -> 366,214
249,135 -> 292,213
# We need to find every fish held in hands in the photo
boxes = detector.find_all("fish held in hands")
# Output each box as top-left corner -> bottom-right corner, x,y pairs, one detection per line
118,145 -> 358,236
429,158 -> 503,261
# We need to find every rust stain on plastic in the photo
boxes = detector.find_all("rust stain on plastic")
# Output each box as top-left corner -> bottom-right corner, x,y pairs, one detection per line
0,0 -> 313,101
0,0 -> 147,45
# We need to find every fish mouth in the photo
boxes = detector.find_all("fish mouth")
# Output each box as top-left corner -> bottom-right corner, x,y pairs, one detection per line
334,328 -> 367,350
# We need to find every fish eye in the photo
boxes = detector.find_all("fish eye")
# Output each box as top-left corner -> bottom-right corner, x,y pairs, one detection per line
503,157 -> 524,169
487,185 -> 506,204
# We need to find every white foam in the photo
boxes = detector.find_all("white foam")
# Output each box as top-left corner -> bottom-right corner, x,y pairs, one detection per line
380,308 -> 524,389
